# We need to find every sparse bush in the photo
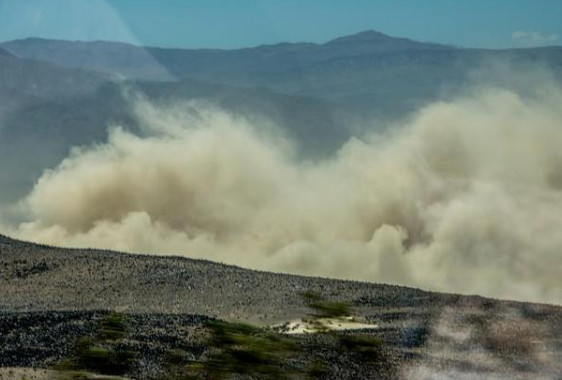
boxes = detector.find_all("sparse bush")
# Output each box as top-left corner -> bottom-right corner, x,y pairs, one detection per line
199,320 -> 298,379
300,291 -> 387,376
56,313 -> 135,376
166,349 -> 192,365
306,360 -> 330,379
98,313 -> 127,341
162,294 -> 388,379
300,291 -> 351,318
339,334 -> 384,363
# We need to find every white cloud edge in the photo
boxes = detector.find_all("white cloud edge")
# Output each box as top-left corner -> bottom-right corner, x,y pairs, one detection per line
512,31 -> 558,46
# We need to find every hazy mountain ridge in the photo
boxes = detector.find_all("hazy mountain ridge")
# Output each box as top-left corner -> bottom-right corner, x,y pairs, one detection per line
0,57 -> 352,204
1,30 -> 455,80
0,30 -> 464,103
4,30 -> 562,116
3,30 -> 561,102
0,45 -> 109,100
4,30 -> 562,127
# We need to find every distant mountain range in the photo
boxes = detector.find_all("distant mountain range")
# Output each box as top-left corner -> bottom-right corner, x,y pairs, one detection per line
3,30 -> 562,104
0,46 -> 108,99
1,30 -> 562,203
1,31 -> 454,83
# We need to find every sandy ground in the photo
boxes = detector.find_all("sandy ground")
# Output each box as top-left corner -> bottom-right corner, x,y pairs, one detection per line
274,316 -> 378,334
0,368 -> 51,380
0,368 -> 129,380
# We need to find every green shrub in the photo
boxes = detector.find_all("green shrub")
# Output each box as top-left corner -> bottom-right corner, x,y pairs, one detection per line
339,334 -> 384,362
166,349 -> 191,365
196,320 -> 298,379
98,313 -> 127,341
300,291 -> 351,318
57,313 -> 135,376
75,344 -> 134,375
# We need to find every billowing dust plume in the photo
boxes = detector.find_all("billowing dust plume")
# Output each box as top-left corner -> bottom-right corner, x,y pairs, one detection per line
4,85 -> 562,304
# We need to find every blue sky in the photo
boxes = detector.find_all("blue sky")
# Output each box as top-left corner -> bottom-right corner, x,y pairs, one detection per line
0,0 -> 561,49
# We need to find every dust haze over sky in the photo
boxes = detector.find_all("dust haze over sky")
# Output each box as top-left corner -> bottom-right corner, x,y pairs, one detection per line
2,70 -> 562,305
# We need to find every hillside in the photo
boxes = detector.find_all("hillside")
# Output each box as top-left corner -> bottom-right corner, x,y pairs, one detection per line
1,234 -> 561,378
0,46 -> 108,100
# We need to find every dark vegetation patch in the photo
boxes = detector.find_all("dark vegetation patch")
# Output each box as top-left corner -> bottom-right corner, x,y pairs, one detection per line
0,294 -> 400,379
5,259 -> 57,279
353,290 -> 440,308
158,292 -> 397,379
0,311 -> 211,379
56,313 -> 135,375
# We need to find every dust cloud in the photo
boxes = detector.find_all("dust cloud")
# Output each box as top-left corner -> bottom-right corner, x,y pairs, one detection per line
4,84 -> 562,304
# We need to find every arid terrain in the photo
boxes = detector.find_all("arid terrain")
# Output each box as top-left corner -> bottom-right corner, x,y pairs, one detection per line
2,3 -> 562,378
1,234 -> 561,379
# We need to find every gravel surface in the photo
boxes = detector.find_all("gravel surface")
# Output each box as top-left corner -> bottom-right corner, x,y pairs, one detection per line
0,368 -> 51,380
2,234 -> 562,379
0,234 -> 446,323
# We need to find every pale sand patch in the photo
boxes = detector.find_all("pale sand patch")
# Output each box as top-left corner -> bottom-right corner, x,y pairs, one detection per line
0,368 -> 51,380
274,316 -> 378,334
0,368 -> 130,380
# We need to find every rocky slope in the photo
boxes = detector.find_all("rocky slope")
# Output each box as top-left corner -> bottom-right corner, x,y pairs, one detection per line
1,234 -> 562,378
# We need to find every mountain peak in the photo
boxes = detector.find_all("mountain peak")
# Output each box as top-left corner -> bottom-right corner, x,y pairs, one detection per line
326,30 -> 394,44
